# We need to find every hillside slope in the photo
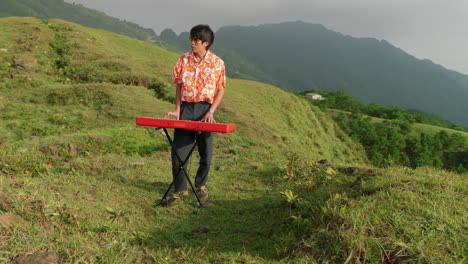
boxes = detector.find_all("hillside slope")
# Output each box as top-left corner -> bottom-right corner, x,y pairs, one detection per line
0,17 -> 466,264
0,17 -> 367,262
0,17 -> 364,165
0,0 -> 160,43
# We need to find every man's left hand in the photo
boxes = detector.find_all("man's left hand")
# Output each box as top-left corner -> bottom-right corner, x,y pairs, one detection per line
201,112 -> 216,123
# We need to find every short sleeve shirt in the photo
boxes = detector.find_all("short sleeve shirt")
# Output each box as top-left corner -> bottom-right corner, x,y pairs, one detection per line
172,51 -> 226,104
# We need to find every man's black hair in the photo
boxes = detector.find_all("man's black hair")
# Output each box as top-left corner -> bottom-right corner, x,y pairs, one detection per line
190,25 -> 214,50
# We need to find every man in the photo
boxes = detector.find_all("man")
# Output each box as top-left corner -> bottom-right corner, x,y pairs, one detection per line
164,24 -> 226,203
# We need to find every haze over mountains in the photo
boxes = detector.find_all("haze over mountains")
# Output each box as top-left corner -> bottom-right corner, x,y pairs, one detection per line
2,0 -> 467,127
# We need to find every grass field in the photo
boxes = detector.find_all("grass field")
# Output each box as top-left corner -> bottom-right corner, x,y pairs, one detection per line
371,115 -> 468,140
0,17 -> 466,263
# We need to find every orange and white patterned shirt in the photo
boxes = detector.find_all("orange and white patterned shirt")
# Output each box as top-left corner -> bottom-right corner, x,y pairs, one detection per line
172,51 -> 226,104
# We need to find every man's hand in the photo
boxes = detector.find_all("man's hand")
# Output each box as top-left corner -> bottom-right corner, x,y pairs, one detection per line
164,109 -> 180,120
201,112 -> 216,123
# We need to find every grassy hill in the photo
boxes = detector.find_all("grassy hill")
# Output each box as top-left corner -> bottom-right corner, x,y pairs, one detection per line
0,0 -> 161,43
0,17 -> 466,263
412,123 -> 468,141
0,17 -> 362,164
331,110 -> 468,142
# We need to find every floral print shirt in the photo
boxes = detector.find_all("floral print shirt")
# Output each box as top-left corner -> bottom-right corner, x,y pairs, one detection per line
172,51 -> 226,104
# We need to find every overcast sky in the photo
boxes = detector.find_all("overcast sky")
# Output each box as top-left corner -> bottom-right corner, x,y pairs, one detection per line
64,0 -> 468,74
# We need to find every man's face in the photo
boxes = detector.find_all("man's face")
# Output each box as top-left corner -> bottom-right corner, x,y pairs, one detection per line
191,38 -> 209,54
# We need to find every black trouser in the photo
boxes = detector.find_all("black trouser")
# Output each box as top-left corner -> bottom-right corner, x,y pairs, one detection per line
172,102 -> 214,192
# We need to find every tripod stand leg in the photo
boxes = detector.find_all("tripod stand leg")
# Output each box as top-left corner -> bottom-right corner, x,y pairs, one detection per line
154,181 -> 174,207
156,128 -> 209,208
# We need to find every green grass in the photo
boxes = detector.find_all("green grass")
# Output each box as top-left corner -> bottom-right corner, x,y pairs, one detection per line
330,109 -> 468,146
284,163 -> 467,263
367,114 -> 468,140
0,17 -> 466,263
279,155 -> 467,263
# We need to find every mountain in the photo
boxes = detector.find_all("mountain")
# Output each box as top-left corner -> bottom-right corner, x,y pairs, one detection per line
0,0 -> 161,44
158,21 -> 468,127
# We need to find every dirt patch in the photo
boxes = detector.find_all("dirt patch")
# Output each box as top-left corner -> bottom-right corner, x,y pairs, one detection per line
0,188 -> 13,212
14,252 -> 59,264
13,55 -> 38,70
0,214 -> 27,229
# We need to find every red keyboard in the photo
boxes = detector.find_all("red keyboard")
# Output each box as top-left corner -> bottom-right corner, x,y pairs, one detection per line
136,117 -> 236,133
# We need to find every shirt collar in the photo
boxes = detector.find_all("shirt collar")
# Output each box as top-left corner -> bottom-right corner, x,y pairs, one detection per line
189,50 -> 213,64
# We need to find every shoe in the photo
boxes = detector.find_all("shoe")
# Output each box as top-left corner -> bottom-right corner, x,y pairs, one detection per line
161,190 -> 188,206
197,188 -> 208,201
171,190 -> 188,199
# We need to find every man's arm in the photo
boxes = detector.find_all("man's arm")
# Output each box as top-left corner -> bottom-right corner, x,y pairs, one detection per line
164,83 -> 183,120
200,88 -> 224,123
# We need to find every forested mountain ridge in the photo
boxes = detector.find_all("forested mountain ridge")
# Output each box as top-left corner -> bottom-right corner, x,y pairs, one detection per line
302,90 -> 468,172
159,22 -> 468,128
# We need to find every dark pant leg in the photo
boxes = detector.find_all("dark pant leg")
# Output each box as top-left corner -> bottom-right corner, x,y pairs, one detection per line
195,131 -> 213,188
171,102 -> 215,191
171,128 -> 195,192
171,103 -> 195,192
192,102 -> 214,188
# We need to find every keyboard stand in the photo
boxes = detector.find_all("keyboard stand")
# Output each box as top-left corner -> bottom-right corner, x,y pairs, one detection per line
154,128 -> 209,209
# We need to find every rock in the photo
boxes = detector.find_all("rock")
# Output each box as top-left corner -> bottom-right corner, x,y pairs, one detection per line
140,255 -> 155,264
14,252 -> 59,264
69,143 -> 77,156
0,214 -> 27,229
198,225 -> 210,233
232,183 -> 243,191
0,200 -> 10,212
13,55 -> 38,70
365,169 -> 377,175
63,162 -> 72,169
318,159 -> 330,165
213,200 -> 224,206
0,189 -> 12,212
342,167 -> 360,175
16,148 -> 29,154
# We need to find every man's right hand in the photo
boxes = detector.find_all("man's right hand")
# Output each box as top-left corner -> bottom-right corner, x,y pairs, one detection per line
164,110 -> 180,120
